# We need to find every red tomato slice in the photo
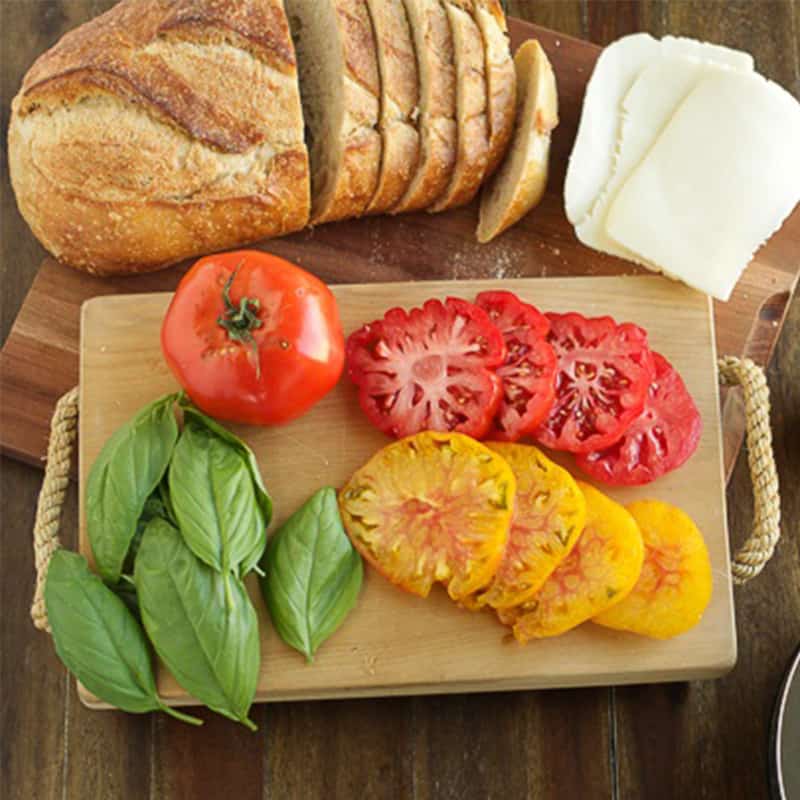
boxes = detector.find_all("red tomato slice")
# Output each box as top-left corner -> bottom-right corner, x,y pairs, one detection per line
346,298 -> 506,439
533,313 -> 655,453
475,291 -> 557,441
161,250 -> 344,426
575,352 -> 702,485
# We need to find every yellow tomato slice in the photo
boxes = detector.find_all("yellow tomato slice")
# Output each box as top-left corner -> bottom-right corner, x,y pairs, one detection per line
592,500 -> 713,639
464,443 -> 586,610
339,431 -> 515,600
498,482 -> 643,642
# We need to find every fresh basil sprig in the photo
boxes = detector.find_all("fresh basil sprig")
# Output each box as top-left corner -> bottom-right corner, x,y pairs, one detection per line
45,550 -> 201,725
86,394 -> 179,584
135,518 -> 260,730
261,487 -> 363,662
168,421 -> 263,602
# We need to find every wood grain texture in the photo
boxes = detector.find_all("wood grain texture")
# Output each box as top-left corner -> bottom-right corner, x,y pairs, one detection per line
0,460 -> 70,800
2,3 -> 799,800
77,277 -> 734,706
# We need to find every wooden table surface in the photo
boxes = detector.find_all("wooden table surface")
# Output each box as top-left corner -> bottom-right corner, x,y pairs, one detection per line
1,2 -> 798,798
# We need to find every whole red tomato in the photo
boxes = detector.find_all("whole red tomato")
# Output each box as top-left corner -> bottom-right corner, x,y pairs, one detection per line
161,251 -> 344,425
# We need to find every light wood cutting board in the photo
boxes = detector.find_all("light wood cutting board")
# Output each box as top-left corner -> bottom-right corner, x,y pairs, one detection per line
78,276 -> 735,708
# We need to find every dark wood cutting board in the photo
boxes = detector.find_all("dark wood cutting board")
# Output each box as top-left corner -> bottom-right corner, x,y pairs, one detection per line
1,18 -> 798,479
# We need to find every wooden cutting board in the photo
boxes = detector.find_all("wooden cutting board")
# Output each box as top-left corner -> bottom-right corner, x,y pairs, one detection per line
2,17 -> 799,481
78,276 -> 734,707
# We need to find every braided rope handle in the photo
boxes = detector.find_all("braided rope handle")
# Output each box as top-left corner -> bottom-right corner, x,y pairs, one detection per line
30,386 -> 79,631
29,357 -> 782,628
717,356 -> 782,584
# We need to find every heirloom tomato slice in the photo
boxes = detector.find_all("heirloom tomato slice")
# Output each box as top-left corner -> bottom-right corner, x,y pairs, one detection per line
593,500 -> 712,639
338,432 -> 515,601
346,298 -> 506,439
575,353 -> 702,485
498,482 -> 643,642
463,443 -> 586,610
534,313 -> 655,453
475,291 -> 557,441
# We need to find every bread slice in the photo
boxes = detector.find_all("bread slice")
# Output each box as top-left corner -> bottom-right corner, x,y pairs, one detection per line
477,40 -> 558,243
428,0 -> 490,212
474,0 -> 516,175
391,0 -> 457,213
7,0 -> 310,275
364,0 -> 421,212
286,0 -> 382,224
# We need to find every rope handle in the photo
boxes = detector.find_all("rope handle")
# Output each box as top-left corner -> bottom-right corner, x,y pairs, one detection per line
30,356 -> 781,629
31,386 -> 79,631
717,356 -> 782,584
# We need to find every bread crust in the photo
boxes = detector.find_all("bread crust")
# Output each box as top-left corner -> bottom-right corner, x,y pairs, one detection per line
364,0 -> 421,213
8,0 -> 309,274
391,0 -> 456,213
428,0 -> 490,211
477,39 -> 558,243
474,0 -> 515,176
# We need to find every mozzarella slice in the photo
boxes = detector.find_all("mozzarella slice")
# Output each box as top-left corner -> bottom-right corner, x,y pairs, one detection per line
564,33 -> 659,226
660,35 -> 753,70
565,34 -> 752,229
606,71 -> 800,301
575,55 -> 750,261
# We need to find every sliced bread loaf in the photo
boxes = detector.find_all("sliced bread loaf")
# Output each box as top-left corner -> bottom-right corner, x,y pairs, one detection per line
391,0 -> 457,213
477,40 -> 558,243
364,0 -> 421,212
287,0 -> 382,224
428,0 -> 490,212
474,0 -> 516,175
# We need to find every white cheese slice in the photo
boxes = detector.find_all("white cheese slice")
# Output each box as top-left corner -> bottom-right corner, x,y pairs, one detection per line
605,70 -> 800,301
660,35 -> 753,70
575,54 -> 751,261
564,33 -> 659,226
565,34 -> 752,229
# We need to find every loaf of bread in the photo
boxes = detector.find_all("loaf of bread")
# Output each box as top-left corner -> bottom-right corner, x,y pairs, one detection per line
9,0 -> 517,275
8,0 -> 310,275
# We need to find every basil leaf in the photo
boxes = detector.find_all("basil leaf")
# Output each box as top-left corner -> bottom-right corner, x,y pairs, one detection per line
45,551 -> 201,725
168,421 -> 264,583
261,488 -> 363,662
123,492 -> 171,576
87,394 -> 179,584
182,405 -> 273,534
135,518 -> 260,730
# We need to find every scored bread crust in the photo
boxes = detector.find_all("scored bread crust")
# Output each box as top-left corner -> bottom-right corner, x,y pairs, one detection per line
391,0 -> 457,213
474,0 -> 516,176
8,0 -> 309,275
428,0 -> 490,212
477,39 -> 559,243
364,0 -> 421,213
289,0 -> 383,225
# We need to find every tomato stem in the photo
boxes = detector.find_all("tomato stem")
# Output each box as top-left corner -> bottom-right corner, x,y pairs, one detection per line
217,266 -> 263,379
